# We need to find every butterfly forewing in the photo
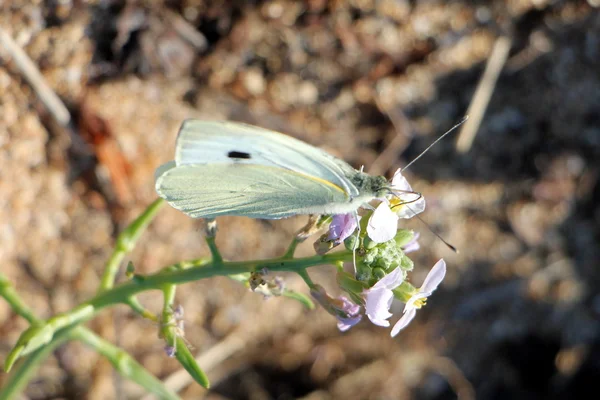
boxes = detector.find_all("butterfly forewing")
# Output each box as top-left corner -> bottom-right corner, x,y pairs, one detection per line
175,120 -> 360,198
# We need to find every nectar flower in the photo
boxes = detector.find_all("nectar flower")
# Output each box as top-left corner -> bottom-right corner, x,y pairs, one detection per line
390,259 -> 446,337
367,169 -> 425,243
389,169 -> 426,219
311,285 -> 362,332
164,345 -> 176,357
327,213 -> 358,245
363,267 -> 405,327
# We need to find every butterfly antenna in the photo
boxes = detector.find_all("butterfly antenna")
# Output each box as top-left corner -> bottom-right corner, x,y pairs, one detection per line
388,190 -> 423,209
405,204 -> 459,253
403,116 -> 469,171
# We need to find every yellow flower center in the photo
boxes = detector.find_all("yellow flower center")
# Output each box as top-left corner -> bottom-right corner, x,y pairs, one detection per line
413,297 -> 427,309
389,198 -> 405,212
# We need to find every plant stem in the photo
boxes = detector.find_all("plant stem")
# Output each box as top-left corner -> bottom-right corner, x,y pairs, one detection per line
126,297 -> 159,322
0,274 -> 40,325
0,332 -> 68,400
283,237 -> 301,258
99,199 -> 165,292
0,273 -> 177,399
6,250 -> 353,370
72,328 -> 180,400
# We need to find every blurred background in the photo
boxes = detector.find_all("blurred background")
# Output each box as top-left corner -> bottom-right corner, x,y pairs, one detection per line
1,0 -> 599,399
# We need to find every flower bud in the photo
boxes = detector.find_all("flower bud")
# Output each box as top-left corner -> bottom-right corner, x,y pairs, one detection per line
394,229 -> 415,247
310,284 -> 362,332
344,233 -> 359,251
372,267 -> 387,281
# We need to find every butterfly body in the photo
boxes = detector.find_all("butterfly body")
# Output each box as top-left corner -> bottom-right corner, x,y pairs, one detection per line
155,120 -> 389,219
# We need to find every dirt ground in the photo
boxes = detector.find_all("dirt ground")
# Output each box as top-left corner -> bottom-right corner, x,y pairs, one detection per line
1,1 -> 599,399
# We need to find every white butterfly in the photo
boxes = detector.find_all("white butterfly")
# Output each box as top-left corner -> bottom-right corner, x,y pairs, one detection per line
155,120 -> 390,219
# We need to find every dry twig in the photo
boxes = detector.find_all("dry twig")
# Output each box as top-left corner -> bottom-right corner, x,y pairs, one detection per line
0,27 -> 71,127
456,36 -> 512,153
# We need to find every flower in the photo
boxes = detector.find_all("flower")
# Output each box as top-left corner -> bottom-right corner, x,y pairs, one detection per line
336,297 -> 362,331
390,259 -> 446,337
402,232 -> 420,253
363,267 -> 405,327
367,202 -> 397,244
367,169 -> 426,243
389,169 -> 426,219
327,213 -> 358,245
164,345 -> 176,357
311,285 -> 362,332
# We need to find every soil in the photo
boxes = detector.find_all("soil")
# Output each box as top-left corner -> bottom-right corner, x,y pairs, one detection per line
1,1 -> 599,399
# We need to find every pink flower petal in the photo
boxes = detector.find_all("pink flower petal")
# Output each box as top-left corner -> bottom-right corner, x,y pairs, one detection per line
364,268 -> 405,327
364,288 -> 394,327
396,195 -> 426,219
390,307 -> 417,337
420,259 -> 446,295
337,314 -> 362,332
328,213 -> 358,244
391,169 -> 412,191
402,232 -> 421,253
367,203 -> 398,243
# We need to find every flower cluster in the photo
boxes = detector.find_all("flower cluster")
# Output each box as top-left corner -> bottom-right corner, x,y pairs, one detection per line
312,169 -> 445,337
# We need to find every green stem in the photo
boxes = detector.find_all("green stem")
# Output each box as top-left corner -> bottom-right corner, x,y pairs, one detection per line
0,332 -> 68,400
126,297 -> 159,322
72,329 -> 180,400
205,236 -> 223,265
296,269 -> 315,288
204,219 -> 222,266
99,199 -> 165,292
96,250 -> 351,309
0,275 -> 40,325
283,237 -> 301,258
0,273 -> 177,399
6,250 -> 354,370
161,284 -> 177,323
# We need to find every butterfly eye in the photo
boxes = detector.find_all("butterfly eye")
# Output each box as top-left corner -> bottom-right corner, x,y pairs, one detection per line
227,151 -> 252,159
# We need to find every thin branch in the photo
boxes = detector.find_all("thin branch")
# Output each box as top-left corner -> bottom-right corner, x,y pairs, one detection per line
0,27 -> 71,127
456,36 -> 512,153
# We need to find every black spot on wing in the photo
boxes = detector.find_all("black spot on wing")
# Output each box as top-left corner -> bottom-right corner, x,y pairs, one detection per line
228,151 -> 252,159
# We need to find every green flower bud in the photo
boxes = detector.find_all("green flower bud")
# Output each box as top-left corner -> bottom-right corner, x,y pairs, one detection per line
372,267 -> 387,280
394,229 -> 415,247
344,234 -> 359,252
355,259 -> 372,283
362,235 -> 378,250
353,232 -> 418,285
400,254 -> 414,271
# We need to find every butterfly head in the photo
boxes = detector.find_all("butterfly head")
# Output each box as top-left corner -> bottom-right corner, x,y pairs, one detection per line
350,173 -> 390,198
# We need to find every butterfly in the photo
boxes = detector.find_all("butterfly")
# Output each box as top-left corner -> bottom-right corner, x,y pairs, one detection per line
155,120 -> 390,220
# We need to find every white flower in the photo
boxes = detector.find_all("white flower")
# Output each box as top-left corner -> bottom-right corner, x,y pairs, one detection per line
366,169 -> 426,243
390,259 -> 446,337
363,268 -> 405,327
367,202 -> 398,244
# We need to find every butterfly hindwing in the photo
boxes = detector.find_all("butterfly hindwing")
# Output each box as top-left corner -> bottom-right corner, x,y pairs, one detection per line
155,163 -> 350,219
